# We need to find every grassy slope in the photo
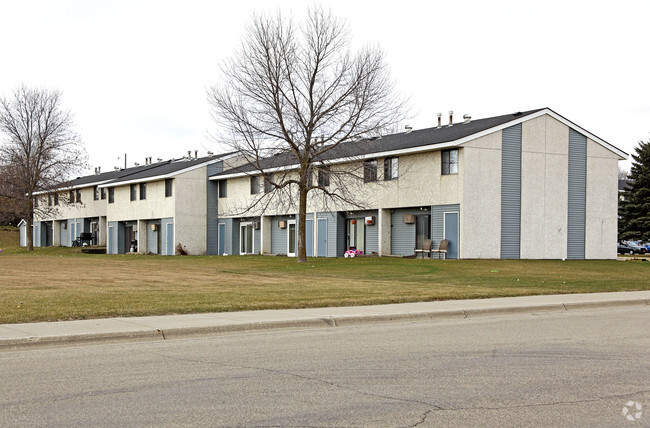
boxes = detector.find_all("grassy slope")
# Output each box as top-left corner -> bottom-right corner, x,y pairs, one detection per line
0,228 -> 647,324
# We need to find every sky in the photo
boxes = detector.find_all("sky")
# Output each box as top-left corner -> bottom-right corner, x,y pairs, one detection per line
1,0 -> 648,174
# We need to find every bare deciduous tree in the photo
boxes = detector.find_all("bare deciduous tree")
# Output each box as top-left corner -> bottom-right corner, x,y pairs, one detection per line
0,85 -> 87,250
208,7 -> 407,262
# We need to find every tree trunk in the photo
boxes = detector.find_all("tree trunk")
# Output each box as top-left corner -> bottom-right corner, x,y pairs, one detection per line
297,186 -> 308,262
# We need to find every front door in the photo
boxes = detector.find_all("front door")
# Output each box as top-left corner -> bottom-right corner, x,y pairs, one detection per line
317,218 -> 327,257
347,219 -> 365,253
166,223 -> 174,256
218,223 -> 225,255
240,223 -> 254,254
287,220 -> 296,257
415,215 -> 431,250
444,212 -> 459,259
305,219 -> 313,257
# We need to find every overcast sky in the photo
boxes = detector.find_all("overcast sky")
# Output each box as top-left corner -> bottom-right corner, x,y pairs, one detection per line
1,0 -> 648,174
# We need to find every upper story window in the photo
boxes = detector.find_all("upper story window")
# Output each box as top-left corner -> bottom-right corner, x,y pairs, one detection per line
34,196 -> 39,208
318,165 -> 330,187
264,175 -> 273,193
139,183 -> 146,200
442,149 -> 458,175
101,188 -> 106,200
76,189 -> 81,203
364,160 -> 377,183
94,186 -> 99,201
250,176 -> 261,195
54,193 -> 59,205
218,180 -> 227,198
48,194 -> 53,206
69,190 -> 75,203
384,157 -> 398,180
130,184 -> 137,201
165,179 -> 173,197
108,187 -> 114,204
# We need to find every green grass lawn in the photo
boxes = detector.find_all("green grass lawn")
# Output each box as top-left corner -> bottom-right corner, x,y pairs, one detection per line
0,227 -> 648,324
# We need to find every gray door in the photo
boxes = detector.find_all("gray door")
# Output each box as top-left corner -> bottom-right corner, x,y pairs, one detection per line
108,225 -> 114,254
70,222 -> 76,245
218,223 -> 225,255
444,212 -> 459,259
166,223 -> 174,256
305,219 -> 313,257
317,218 -> 327,257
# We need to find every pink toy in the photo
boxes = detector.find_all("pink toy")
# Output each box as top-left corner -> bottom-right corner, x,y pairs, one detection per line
344,249 -> 363,258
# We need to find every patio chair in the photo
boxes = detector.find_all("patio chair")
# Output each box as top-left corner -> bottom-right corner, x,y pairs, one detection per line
432,239 -> 449,259
414,239 -> 432,259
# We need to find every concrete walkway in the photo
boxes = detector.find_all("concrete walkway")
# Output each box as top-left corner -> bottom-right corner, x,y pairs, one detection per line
1,291 -> 648,350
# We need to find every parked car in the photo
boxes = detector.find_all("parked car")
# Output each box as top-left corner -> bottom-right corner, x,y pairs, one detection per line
618,241 -> 647,255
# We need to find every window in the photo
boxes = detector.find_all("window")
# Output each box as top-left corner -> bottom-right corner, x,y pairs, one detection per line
108,187 -> 114,203
130,184 -> 137,201
250,176 -> 261,194
442,149 -> 458,175
384,157 -> 398,180
48,194 -> 53,206
218,180 -> 227,198
165,179 -> 173,197
264,175 -> 273,193
34,196 -> 39,208
76,189 -> 81,203
54,193 -> 59,205
94,186 -> 99,201
318,165 -> 330,187
139,183 -> 146,200
69,190 -> 75,203
364,160 -> 377,183
101,188 -> 106,200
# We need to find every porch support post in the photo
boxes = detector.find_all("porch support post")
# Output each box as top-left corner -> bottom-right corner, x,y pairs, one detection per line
378,208 -> 391,257
261,215 -> 272,255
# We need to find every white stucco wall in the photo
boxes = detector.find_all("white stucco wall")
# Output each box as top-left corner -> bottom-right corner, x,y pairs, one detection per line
520,115 -> 569,259
461,132 -> 502,259
174,168 -> 208,255
34,186 -> 107,221
585,139 -> 621,259
106,180 -> 175,221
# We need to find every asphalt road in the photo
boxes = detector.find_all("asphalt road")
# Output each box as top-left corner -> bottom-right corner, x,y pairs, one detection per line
1,307 -> 648,427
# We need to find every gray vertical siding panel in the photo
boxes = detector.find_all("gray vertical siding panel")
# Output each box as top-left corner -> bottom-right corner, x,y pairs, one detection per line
390,209 -> 417,256
254,221 -> 261,254
271,216 -> 290,255
206,162 -> 221,255
336,213 -> 346,257
568,129 -> 587,260
431,204 -> 461,250
317,212 -> 338,257
501,124 -> 522,259
108,221 -> 118,254
364,221 -> 379,255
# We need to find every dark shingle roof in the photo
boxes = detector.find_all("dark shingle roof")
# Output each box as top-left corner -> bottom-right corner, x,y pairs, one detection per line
211,108 -> 546,177
67,153 -> 233,188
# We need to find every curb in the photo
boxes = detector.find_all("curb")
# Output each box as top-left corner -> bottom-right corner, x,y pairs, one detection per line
1,297 -> 648,351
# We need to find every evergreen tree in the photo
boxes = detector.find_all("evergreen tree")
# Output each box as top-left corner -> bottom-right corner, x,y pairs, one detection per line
619,139 -> 650,241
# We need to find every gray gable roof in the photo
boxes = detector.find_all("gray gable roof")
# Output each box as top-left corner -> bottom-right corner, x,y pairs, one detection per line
210,108 -> 546,177
66,153 -> 234,189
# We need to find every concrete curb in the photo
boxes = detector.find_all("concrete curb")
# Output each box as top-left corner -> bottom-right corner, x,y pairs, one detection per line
1,293 -> 648,351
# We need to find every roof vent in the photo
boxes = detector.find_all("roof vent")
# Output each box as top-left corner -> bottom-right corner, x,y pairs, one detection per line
513,111 -> 523,117
448,111 -> 454,127
94,167 -> 101,175
405,125 -> 413,134
157,157 -> 163,163
463,114 -> 471,124
437,113 -> 442,129
134,162 -> 140,166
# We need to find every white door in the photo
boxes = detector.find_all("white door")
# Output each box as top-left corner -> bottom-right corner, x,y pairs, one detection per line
287,220 -> 296,257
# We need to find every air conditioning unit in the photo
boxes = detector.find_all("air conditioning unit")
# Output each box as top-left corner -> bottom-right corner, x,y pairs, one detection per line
365,216 -> 375,225
150,224 -> 159,231
278,220 -> 287,229
403,214 -> 415,224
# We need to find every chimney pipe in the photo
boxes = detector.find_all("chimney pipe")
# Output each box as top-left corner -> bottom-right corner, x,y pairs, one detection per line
195,150 -> 198,159
437,113 -> 442,128
448,111 -> 454,127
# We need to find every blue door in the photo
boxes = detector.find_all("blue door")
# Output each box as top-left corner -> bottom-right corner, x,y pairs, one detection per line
305,219 -> 313,257
317,218 -> 327,257
166,223 -> 174,256
70,222 -> 76,246
108,225 -> 114,254
444,212 -> 459,259
218,223 -> 225,255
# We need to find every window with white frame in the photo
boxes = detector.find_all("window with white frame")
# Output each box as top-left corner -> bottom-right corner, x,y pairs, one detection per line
384,157 -> 398,180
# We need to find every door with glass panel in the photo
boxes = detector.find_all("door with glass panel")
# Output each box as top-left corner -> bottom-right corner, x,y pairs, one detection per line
287,220 -> 296,257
